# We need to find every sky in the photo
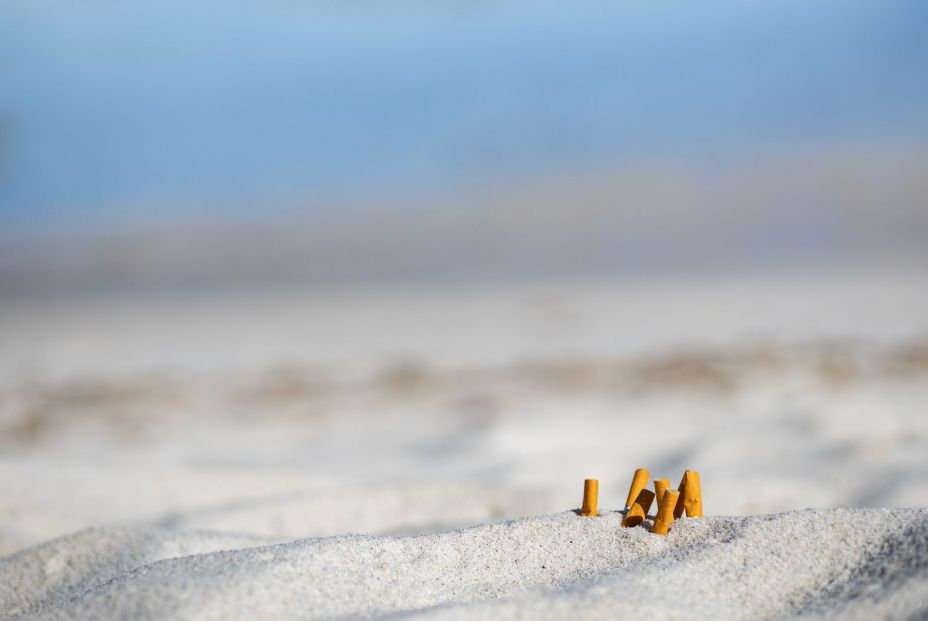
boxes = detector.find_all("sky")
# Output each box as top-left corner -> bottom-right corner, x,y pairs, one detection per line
2,0 -> 927,234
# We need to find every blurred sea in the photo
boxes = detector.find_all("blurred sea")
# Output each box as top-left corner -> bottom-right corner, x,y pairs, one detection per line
1,0 -> 926,293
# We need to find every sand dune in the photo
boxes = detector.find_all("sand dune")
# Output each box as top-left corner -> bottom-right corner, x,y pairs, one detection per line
2,272 -> 927,618
0,527 -> 273,618
2,509 -> 926,620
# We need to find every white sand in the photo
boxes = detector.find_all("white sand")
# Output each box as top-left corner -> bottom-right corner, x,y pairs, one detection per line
1,270 -> 927,618
2,509 -> 926,620
0,527 -> 274,618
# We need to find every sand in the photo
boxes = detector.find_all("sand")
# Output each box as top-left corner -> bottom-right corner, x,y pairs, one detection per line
2,270 -> 928,618
2,509 -> 926,620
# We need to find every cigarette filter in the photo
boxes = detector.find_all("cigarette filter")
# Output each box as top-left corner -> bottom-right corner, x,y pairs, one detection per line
652,489 -> 680,535
654,478 -> 670,504
684,470 -> 703,517
674,470 -> 703,518
580,479 -> 599,517
624,468 -> 650,509
622,488 -> 655,527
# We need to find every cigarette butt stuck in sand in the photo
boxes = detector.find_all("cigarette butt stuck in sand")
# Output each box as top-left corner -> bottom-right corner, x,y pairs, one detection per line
580,479 -> 599,516
673,472 -> 687,518
674,470 -> 703,518
684,470 -> 703,517
622,488 -> 655,527
654,478 -> 670,504
652,488 -> 680,535
624,468 -> 650,509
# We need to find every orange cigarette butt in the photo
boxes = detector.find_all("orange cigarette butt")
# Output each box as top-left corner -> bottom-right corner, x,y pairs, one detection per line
673,472 -> 687,518
580,479 -> 599,517
624,468 -> 650,509
654,478 -> 670,504
622,488 -> 655,527
674,470 -> 703,518
652,489 -> 680,535
684,470 -> 703,517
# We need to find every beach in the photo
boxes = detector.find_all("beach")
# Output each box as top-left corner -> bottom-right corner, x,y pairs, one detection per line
2,510 -> 927,619
1,269 -> 927,619
4,0 -> 927,615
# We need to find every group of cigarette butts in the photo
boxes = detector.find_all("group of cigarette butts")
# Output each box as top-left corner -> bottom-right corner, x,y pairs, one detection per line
579,468 -> 703,535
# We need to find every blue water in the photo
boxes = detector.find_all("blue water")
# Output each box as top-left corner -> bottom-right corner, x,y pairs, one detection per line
1,0 -> 926,230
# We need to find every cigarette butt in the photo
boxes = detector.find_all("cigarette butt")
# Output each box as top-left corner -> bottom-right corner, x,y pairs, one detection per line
624,468 -> 650,509
684,470 -> 703,517
673,471 -> 688,518
674,470 -> 703,518
580,479 -> 599,517
654,478 -> 670,504
652,489 -> 680,535
622,488 -> 655,527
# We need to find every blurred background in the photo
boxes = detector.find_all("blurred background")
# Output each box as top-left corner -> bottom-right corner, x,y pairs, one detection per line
1,0 -> 927,553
